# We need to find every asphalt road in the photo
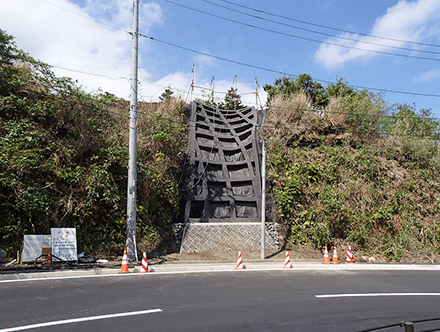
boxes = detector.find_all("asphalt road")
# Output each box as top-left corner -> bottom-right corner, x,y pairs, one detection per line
2,270 -> 440,331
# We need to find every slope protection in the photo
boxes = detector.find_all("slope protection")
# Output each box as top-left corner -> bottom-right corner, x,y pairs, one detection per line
178,102 -> 278,252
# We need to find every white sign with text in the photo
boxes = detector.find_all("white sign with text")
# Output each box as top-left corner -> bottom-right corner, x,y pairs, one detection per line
51,228 -> 77,261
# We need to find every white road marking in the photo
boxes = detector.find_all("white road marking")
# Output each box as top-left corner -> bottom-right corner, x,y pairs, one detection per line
0,269 -> 275,283
0,308 -> 162,331
316,293 -> 440,298
3,263 -> 440,284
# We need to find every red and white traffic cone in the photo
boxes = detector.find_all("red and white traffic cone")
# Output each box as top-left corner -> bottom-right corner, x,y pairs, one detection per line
322,244 -> 330,264
120,247 -> 129,273
332,244 -> 339,264
235,251 -> 245,269
345,246 -> 355,263
283,251 -> 293,268
139,252 -> 149,273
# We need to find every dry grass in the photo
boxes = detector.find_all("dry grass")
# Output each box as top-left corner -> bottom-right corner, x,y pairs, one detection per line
263,91 -> 440,262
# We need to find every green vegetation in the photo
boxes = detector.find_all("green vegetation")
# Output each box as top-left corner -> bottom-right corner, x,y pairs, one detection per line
264,75 -> 440,262
199,86 -> 245,110
0,30 -> 188,258
2,28 -> 440,263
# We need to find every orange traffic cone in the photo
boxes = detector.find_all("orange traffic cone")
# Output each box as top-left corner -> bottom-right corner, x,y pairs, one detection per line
120,247 -> 129,273
139,252 -> 149,273
332,244 -> 339,264
235,251 -> 245,269
283,251 -> 293,268
345,246 -> 355,263
322,244 -> 330,264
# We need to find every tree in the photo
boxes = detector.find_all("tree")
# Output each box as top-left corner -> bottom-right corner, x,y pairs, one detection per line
383,103 -> 440,138
217,87 -> 245,110
0,29 -> 29,66
0,29 -> 17,65
326,77 -> 357,99
263,74 -> 328,108
159,88 -> 174,103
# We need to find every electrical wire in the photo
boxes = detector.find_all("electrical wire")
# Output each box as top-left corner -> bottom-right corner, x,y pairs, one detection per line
101,104 -> 440,152
38,0 -> 130,33
33,0 -> 440,101
139,33 -> 440,98
50,65 -> 129,81
197,0 -> 440,56
161,0 -> 440,63
135,102 -> 440,138
267,104 -> 440,121
215,0 -> 440,49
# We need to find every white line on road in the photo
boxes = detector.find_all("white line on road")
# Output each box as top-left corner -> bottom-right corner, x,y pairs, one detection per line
0,308 -> 163,331
315,293 -> 440,298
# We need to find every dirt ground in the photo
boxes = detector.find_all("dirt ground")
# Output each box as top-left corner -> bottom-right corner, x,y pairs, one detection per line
158,244 -> 323,264
113,243 -> 434,265
155,244 -> 395,265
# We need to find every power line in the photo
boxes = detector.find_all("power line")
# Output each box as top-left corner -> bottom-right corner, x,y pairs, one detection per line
29,0 -> 440,103
38,0 -> 130,34
161,0 -> 440,63
215,0 -> 440,49
198,0 -> 440,56
50,65 -> 129,81
267,104 -> 440,121
139,33 -> 440,99
133,114 -> 440,148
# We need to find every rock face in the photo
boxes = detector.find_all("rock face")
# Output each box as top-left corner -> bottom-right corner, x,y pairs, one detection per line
178,102 -> 278,252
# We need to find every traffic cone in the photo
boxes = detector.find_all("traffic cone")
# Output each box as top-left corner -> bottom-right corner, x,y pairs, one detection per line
322,244 -> 330,264
139,252 -> 149,273
332,244 -> 339,264
283,251 -> 293,268
235,251 -> 245,269
345,246 -> 355,263
120,247 -> 129,273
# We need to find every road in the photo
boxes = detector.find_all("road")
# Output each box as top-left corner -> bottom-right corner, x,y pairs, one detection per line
2,269 -> 440,331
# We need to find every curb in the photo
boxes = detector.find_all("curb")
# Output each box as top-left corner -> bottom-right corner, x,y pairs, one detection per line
2,262 -> 440,281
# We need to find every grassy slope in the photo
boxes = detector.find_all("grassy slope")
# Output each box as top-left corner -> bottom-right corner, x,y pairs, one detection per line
264,94 -> 440,262
0,55 -> 188,258
2,33 -> 439,262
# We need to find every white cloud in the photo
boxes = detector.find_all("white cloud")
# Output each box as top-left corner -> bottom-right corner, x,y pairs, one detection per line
0,0 -> 162,99
414,68 -> 440,82
140,71 -> 192,101
194,49 -> 216,69
138,72 -> 266,107
0,0 -> 264,107
196,78 -> 266,108
315,0 -> 440,69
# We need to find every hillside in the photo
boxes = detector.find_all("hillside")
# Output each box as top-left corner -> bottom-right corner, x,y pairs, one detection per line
0,30 -> 188,259
263,77 -> 440,262
2,29 -> 440,263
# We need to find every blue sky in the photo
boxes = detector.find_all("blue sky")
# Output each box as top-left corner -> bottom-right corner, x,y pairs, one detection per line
2,0 -> 440,116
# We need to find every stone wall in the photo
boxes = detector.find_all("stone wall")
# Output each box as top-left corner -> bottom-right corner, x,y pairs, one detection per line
173,222 -> 279,252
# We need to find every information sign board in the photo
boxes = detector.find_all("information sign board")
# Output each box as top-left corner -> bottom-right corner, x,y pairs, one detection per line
22,235 -> 51,263
51,228 -> 77,261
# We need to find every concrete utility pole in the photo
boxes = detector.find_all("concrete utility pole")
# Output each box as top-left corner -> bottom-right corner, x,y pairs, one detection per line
126,0 -> 140,261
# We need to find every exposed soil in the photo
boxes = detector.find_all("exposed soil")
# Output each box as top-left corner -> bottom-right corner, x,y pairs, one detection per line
160,244 -> 323,263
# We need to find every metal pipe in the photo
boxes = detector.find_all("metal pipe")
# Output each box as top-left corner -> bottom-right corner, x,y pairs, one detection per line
261,140 -> 266,260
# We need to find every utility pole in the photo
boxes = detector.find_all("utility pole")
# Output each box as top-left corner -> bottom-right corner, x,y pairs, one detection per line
126,0 -> 139,261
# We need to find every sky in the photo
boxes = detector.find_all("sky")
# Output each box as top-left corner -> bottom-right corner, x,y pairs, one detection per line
2,0 -> 440,116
